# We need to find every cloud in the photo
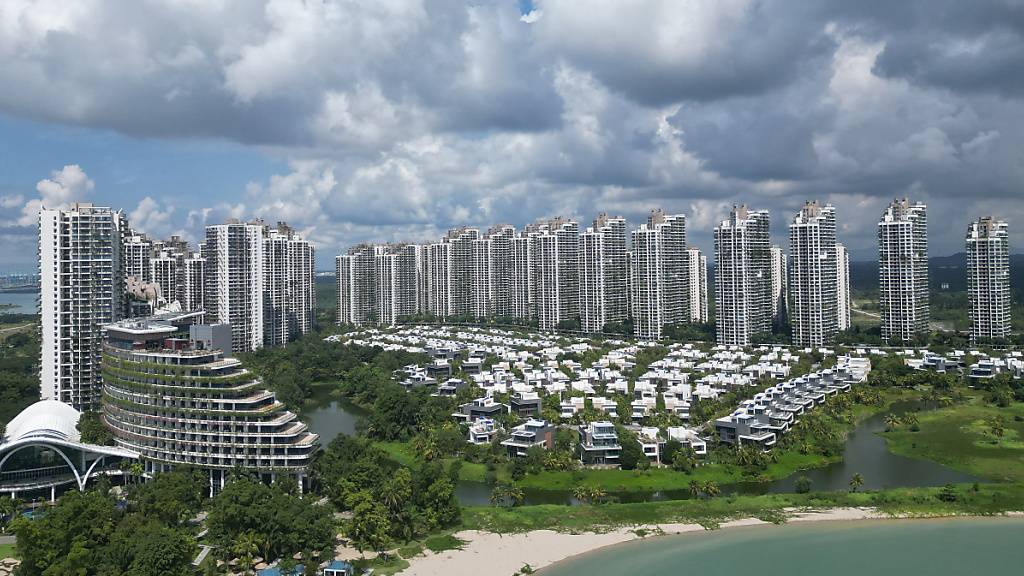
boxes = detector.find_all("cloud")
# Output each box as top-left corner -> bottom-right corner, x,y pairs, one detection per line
8,164 -> 95,226
1,1 -> 1024,261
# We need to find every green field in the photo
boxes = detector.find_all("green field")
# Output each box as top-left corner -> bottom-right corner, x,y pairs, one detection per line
0,543 -> 17,560
882,398 -> 1024,483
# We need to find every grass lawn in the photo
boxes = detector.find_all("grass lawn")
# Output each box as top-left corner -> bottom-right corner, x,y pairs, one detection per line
881,397 -> 1024,483
375,441 -> 499,483
0,543 -> 17,559
462,482 -> 1024,533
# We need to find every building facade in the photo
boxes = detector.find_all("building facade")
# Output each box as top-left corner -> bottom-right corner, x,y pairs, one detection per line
687,247 -> 709,324
878,199 -> 929,341
102,312 -> 318,494
789,201 -> 839,346
836,243 -> 852,331
203,221 -> 265,353
769,245 -> 788,326
580,214 -> 628,333
631,210 -> 687,339
714,206 -> 771,346
530,218 -> 580,330
966,217 -> 1011,342
39,204 -> 127,410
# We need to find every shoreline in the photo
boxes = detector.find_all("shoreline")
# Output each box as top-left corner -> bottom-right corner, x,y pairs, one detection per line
396,508 -> 1024,576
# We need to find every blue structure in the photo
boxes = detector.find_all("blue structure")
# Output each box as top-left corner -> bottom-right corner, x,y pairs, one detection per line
324,560 -> 354,576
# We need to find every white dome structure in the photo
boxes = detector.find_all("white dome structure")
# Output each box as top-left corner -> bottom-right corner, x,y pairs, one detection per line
1,400 -> 137,498
3,400 -> 82,444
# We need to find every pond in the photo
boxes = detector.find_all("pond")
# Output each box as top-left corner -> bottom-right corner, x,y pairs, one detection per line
302,398 -> 368,445
303,397 -> 979,506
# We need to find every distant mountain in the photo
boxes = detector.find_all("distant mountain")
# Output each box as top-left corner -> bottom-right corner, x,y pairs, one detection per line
850,253 -> 1024,294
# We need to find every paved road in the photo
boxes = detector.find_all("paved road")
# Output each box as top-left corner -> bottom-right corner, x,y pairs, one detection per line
0,535 -> 15,545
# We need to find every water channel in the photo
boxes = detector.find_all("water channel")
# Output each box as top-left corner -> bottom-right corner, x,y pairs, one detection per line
303,398 -> 978,506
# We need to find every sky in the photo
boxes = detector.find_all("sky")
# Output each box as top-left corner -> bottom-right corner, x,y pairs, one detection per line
0,0 -> 1022,272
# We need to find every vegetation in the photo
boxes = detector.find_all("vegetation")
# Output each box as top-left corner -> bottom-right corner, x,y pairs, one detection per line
0,331 -> 40,430
881,393 -> 1024,483
77,411 -> 114,445
462,482 -> 1024,534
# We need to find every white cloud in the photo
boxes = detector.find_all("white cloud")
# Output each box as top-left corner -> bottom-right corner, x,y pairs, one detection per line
12,164 -> 95,226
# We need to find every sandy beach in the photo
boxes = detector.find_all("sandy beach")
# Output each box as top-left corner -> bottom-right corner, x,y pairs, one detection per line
397,507 -> 885,576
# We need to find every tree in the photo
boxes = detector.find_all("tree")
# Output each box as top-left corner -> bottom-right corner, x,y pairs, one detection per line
616,428 -> 647,471
234,531 -> 261,573
701,481 -> 721,498
348,492 -> 390,555
794,475 -> 812,494
11,489 -> 119,576
688,480 -> 702,499
77,410 -> 115,445
849,473 -> 864,492
490,483 -> 525,508
884,414 -> 901,432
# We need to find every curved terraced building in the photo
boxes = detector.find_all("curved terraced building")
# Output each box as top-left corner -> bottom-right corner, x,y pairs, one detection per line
101,310 -> 318,494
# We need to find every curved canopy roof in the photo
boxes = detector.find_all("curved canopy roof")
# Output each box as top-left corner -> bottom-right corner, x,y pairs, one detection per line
3,400 -> 82,445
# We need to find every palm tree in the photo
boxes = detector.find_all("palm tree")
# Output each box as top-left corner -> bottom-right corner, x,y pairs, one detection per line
702,481 -> 721,498
234,531 -> 260,574
884,414 -> 901,432
849,473 -> 864,493
572,485 -> 590,504
688,480 -> 702,499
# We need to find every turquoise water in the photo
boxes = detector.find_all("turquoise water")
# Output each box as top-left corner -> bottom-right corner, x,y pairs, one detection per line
541,518 -> 1024,575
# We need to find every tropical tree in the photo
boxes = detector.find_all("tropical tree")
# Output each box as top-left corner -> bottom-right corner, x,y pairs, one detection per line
233,531 -> 261,574
989,416 -> 1006,440
849,473 -> 864,492
702,481 -> 721,498
884,414 -> 901,432
688,480 -> 702,499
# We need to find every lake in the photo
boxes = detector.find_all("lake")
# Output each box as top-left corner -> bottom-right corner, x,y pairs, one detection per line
0,291 -> 38,314
303,397 -> 978,506
303,398 -> 368,445
540,517 -> 1024,576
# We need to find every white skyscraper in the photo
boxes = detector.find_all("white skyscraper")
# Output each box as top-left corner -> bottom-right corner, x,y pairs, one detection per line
580,214 -> 628,333
486,225 -> 517,319
529,218 -> 580,330
966,217 -> 1011,342
631,209 -> 687,340
424,241 -> 451,318
789,201 -> 839,346
203,221 -> 265,353
769,245 -> 788,325
375,244 -> 421,325
337,244 -> 379,325
259,223 -> 315,346
38,203 -> 127,409
714,206 -> 771,346
123,233 -> 152,282
182,252 -> 206,312
512,233 -> 535,320
836,243 -> 852,331
877,199 -> 929,341
471,235 -> 492,319
687,246 -> 709,324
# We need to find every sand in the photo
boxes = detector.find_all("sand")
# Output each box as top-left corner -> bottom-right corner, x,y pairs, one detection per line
396,508 -> 885,576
